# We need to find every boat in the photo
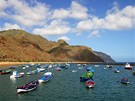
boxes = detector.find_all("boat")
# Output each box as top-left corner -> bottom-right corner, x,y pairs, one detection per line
72,70 -> 77,73
106,65 -> 112,68
133,71 -> 135,76
121,78 -> 129,84
86,80 -> 95,88
60,64 -> 67,68
125,63 -> 132,70
38,72 -> 52,83
16,80 -> 39,94
10,71 -> 24,78
80,71 -> 94,82
56,67 -> 61,71
37,68 -> 45,72
0,69 -> 11,75
114,69 -> 120,73
86,67 -> 94,72
26,70 -> 37,75
9,66 -> 16,69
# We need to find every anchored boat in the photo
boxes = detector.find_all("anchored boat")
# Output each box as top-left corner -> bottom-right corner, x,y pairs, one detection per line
38,72 -> 52,83
16,80 -> 39,94
86,80 -> 95,88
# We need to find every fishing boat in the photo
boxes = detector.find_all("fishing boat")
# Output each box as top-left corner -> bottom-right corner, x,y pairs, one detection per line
86,80 -> 95,88
125,63 -> 132,70
10,71 -> 24,78
0,69 -> 11,75
121,78 -> 129,84
80,71 -> 94,82
114,69 -> 120,73
38,72 -> 52,83
16,80 -> 39,94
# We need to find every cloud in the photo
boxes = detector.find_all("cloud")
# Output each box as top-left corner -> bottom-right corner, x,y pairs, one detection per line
0,0 -> 135,39
88,30 -> 100,38
76,5 -> 135,32
103,5 -> 135,30
52,1 -> 88,20
70,1 -> 88,19
57,36 -> 70,41
1,0 -> 50,27
0,23 -> 21,31
0,0 -> 9,17
33,20 -> 71,35
76,33 -> 82,36
52,8 -> 70,19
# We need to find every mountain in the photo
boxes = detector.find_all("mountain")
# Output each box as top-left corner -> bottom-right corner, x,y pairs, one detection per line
94,51 -> 116,63
0,29 -> 114,62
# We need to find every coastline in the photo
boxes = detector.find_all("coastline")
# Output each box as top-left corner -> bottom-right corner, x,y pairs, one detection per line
0,61 -> 102,68
0,61 -> 134,68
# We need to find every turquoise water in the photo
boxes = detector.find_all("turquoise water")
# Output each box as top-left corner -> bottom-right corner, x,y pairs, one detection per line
0,64 -> 135,101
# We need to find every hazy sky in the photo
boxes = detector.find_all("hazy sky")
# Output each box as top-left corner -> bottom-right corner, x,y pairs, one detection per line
0,0 -> 135,62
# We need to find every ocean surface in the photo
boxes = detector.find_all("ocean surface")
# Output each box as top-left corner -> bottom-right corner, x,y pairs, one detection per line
0,64 -> 135,101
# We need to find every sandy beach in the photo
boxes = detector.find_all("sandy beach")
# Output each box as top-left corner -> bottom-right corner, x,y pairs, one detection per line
0,61 -> 96,68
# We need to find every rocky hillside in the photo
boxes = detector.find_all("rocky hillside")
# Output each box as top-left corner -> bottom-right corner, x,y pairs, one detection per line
94,51 -> 116,63
0,29 -> 114,62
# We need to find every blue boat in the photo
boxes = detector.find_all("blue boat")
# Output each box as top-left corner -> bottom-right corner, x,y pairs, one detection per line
38,72 -> 52,83
80,77 -> 92,82
86,67 -> 94,73
121,78 -> 129,84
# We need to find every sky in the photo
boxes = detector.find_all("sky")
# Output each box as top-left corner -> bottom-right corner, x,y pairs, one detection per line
0,0 -> 135,62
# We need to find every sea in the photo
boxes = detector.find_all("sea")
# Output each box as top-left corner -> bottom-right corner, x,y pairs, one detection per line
0,63 -> 135,101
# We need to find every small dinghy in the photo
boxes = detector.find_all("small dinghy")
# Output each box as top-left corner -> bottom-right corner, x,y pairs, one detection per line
121,78 -> 129,84
10,71 -> 24,78
86,80 -> 95,88
56,67 -> 61,71
16,80 -> 39,94
0,69 -> 11,75
114,69 -> 120,73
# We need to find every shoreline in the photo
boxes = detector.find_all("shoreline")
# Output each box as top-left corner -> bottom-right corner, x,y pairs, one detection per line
0,61 -> 134,68
0,61 -> 102,67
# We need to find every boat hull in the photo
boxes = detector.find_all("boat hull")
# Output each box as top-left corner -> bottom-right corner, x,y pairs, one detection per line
125,67 -> 132,70
16,80 -> 39,94
38,79 -> 50,83
10,74 -> 23,78
17,86 -> 37,94
80,77 -> 92,82
86,80 -> 95,88
86,84 -> 94,88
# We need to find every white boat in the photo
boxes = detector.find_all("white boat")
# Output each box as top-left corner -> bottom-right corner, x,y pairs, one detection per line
10,71 -> 24,78
37,68 -> 45,72
72,70 -> 77,72
114,69 -> 120,73
125,63 -> 132,70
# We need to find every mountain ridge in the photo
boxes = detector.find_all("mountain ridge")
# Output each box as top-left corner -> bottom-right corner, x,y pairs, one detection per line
0,29 -> 115,62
